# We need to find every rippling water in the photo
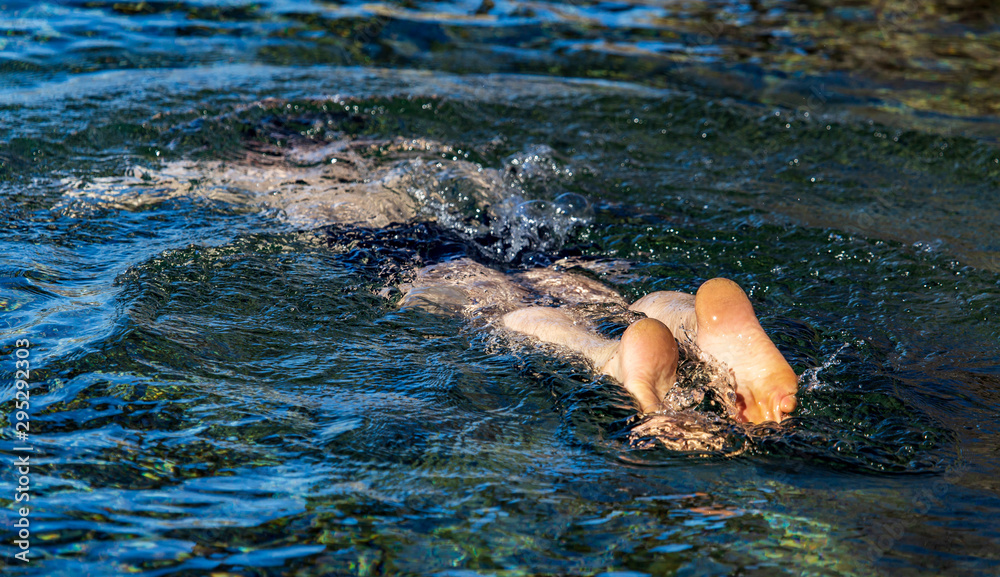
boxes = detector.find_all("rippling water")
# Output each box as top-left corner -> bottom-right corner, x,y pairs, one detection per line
2,1 -> 1000,576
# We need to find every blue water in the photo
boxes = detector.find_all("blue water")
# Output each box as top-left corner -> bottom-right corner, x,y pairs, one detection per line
1,1 -> 1000,575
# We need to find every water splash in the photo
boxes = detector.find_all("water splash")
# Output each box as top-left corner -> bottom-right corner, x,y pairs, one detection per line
55,136 -> 592,265
403,151 -> 592,264
798,342 -> 850,393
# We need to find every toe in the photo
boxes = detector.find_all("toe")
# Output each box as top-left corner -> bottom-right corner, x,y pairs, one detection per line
779,394 -> 797,415
771,393 -> 797,422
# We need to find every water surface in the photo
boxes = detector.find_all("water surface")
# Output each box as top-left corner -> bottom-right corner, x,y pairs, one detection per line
1,1 -> 999,576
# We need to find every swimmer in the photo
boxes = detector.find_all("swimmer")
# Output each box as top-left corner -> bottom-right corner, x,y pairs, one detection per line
97,122 -> 797,425
399,258 -> 798,424
503,278 -> 798,424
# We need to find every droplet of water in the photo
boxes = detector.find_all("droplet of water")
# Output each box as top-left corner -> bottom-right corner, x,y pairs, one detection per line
799,342 -> 849,392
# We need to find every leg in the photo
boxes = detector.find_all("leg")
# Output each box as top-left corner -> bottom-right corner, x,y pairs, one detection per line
512,268 -> 626,307
629,291 -> 697,341
502,307 -> 618,370
503,308 -> 679,414
398,258 -> 531,315
399,285 -> 471,312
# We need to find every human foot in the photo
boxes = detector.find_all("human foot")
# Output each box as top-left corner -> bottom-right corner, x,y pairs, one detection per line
694,278 -> 798,423
603,318 -> 679,414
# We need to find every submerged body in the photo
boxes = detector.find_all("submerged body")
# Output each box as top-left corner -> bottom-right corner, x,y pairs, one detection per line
142,135 -> 797,426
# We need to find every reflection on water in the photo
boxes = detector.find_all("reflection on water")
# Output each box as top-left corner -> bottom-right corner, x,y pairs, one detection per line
1,0 -> 999,576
